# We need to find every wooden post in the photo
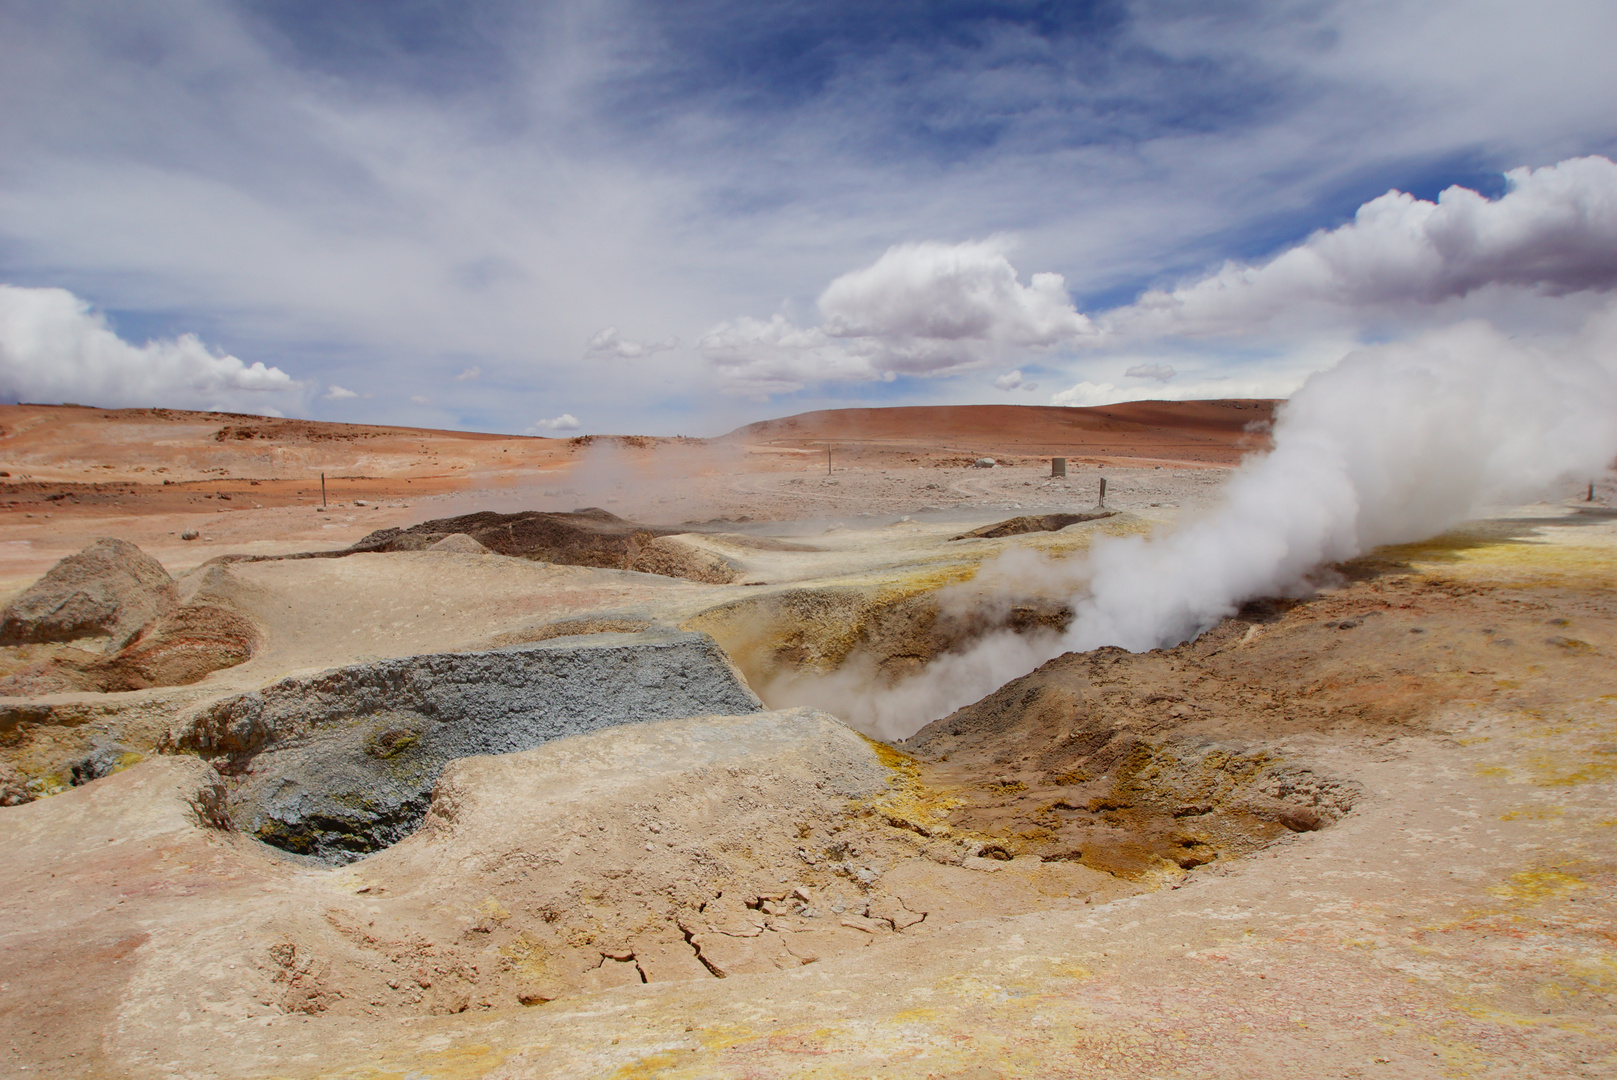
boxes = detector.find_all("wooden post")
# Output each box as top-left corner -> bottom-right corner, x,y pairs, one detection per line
321,473 -> 326,507
827,445 -> 832,476
1098,477 -> 1107,507
1051,457 -> 1066,478
1590,481 -> 1596,502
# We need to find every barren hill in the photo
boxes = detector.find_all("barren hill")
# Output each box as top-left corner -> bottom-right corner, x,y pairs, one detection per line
726,399 -> 1278,463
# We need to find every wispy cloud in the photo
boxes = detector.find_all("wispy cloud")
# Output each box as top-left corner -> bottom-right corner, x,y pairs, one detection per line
584,327 -> 679,359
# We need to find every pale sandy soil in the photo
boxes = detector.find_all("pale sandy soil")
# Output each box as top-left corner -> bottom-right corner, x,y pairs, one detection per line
0,403 -> 1613,1079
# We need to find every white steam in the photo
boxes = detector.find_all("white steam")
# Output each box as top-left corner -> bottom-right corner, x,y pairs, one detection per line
0,284 -> 299,411
773,308 -> 1617,740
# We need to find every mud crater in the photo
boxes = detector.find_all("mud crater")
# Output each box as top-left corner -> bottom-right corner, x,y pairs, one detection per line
165,630 -> 763,862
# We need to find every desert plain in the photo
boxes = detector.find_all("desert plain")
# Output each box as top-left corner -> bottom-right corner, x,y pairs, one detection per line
0,399 -> 1613,1080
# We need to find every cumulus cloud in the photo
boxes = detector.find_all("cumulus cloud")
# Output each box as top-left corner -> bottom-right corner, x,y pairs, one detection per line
409,394 -> 431,404
1125,362 -> 1176,381
454,366 -> 481,381
700,240 -> 1093,394
993,370 -> 1025,390
0,284 -> 298,410
1108,156 -> 1617,338
820,240 -> 1092,346
323,384 -> 358,400
585,327 -> 678,360
527,413 -> 581,433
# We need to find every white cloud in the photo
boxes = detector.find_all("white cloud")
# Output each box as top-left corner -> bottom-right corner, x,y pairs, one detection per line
1108,156 -> 1617,339
1125,363 -> 1176,381
1022,382 -> 1039,392
6,6 -> 1617,429
454,366 -> 481,381
323,384 -> 358,401
409,394 -> 430,404
527,413 -> 581,433
585,327 -> 679,360
820,240 -> 1092,347
1050,372 -> 1304,408
700,240 -> 1092,394
0,284 -> 299,410
993,370 -> 1025,390
697,315 -> 881,397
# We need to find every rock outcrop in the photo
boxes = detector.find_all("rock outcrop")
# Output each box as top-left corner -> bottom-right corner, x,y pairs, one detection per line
0,537 -> 177,650
0,539 -> 260,698
949,511 -> 1115,540
290,508 -> 743,582
348,507 -> 668,566
170,630 -> 764,861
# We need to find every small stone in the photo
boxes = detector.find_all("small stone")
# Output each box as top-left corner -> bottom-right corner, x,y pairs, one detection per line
1278,806 -> 1324,832
180,530 -> 199,541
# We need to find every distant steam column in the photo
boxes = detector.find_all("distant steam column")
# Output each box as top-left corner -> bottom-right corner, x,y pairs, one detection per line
1051,457 -> 1066,478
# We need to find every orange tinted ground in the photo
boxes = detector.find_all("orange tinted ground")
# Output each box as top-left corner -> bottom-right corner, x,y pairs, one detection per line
0,400 -> 1271,581
730,399 -> 1276,464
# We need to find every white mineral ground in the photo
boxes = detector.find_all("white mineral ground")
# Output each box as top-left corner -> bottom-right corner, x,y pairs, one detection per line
0,403 -> 1614,1078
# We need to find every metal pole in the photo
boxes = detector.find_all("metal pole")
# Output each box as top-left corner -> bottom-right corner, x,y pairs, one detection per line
321,472 -> 326,507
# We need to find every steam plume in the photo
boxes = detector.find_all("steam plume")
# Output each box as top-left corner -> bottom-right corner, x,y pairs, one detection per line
770,307 -> 1617,740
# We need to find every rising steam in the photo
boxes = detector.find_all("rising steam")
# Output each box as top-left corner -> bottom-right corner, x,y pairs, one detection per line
767,308 -> 1617,740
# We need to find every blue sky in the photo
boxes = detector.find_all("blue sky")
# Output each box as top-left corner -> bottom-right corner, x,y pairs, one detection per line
3,1 -> 1617,434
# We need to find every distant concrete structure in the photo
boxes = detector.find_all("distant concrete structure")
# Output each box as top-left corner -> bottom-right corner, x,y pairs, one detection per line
1051,457 -> 1066,478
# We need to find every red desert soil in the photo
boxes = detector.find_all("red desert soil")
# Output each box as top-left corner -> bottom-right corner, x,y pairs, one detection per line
732,399 -> 1275,464
0,400 -> 1271,583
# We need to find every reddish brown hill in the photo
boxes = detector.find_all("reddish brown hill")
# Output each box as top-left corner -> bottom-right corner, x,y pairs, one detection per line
725,400 -> 1277,465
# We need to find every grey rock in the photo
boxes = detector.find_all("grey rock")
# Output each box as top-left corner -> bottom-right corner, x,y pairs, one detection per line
171,630 -> 763,863
0,537 -> 177,651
